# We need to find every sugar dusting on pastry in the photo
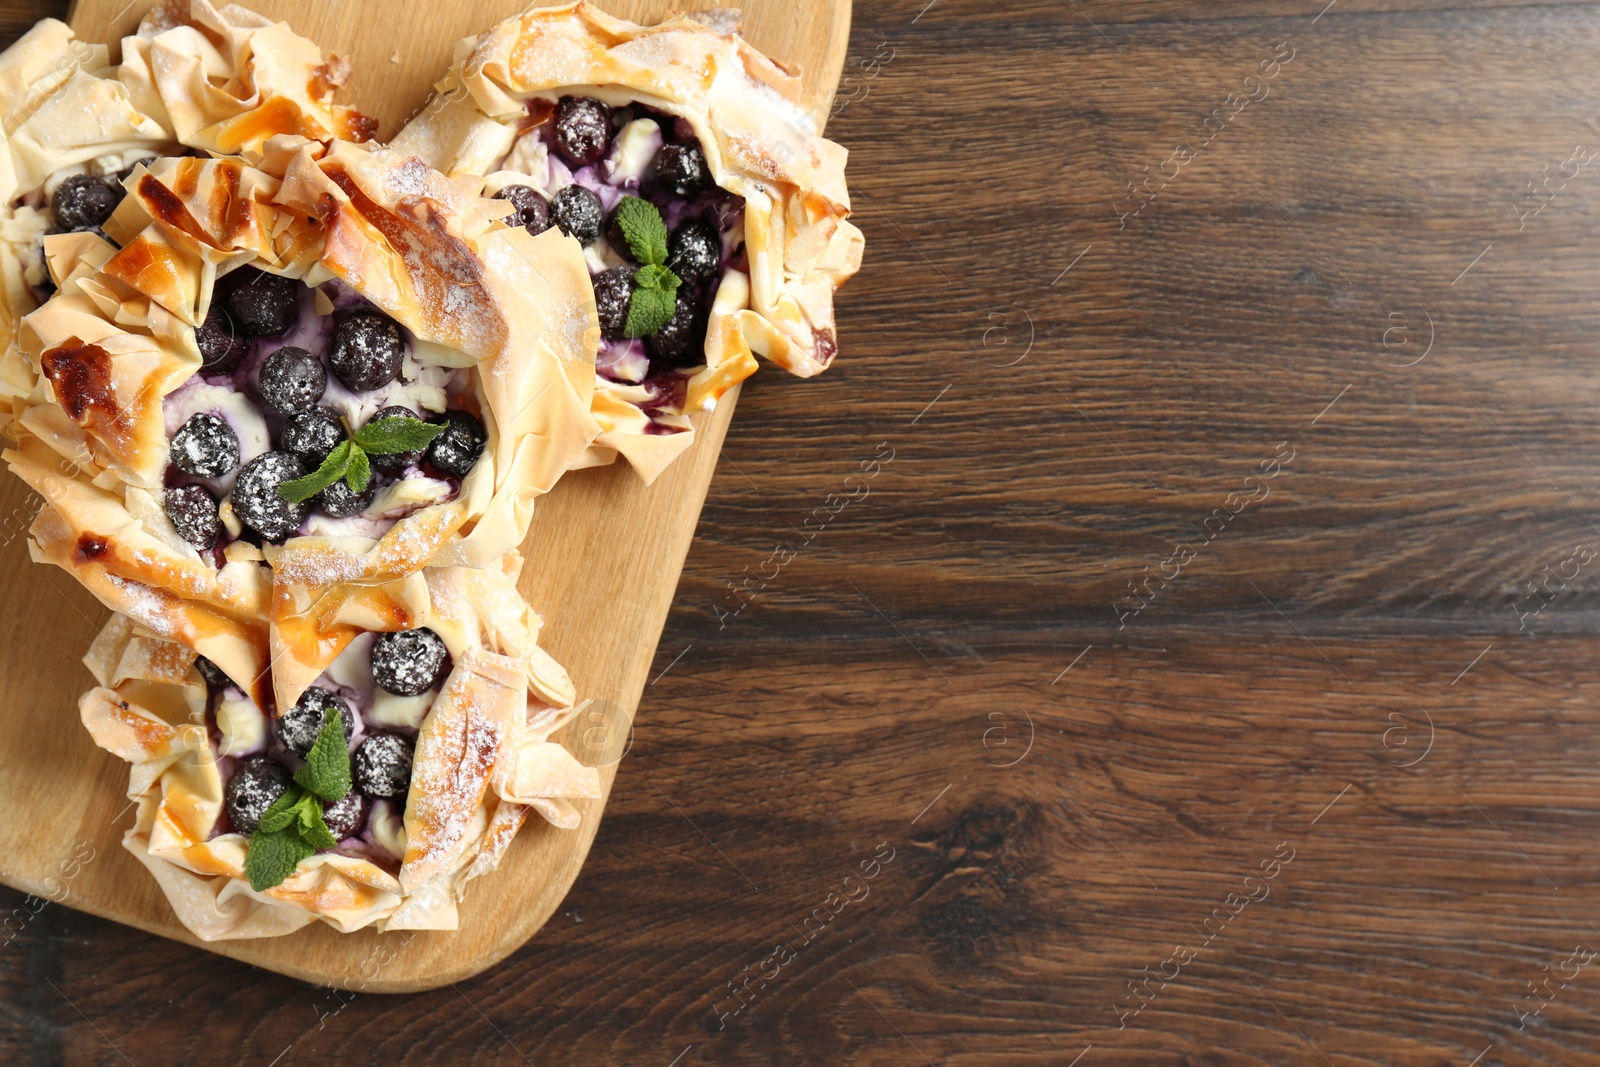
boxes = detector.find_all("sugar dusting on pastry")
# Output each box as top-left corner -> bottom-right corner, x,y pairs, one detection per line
400,690 -> 505,891
105,574 -> 178,636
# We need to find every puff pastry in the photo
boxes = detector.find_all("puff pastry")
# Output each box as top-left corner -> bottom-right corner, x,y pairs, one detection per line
78,555 -> 601,940
0,1 -> 376,430
7,140 -> 602,713
392,1 -> 863,482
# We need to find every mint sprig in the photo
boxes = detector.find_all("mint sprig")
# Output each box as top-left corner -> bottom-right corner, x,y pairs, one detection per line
626,286 -> 677,337
244,826 -> 315,892
352,416 -> 445,455
612,196 -> 681,338
278,414 -> 446,504
295,705 -> 353,801
256,783 -> 307,835
243,707 -> 354,891
614,196 -> 668,266
279,440 -> 355,503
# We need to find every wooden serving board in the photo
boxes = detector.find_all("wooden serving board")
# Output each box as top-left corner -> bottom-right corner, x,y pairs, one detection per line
0,0 -> 850,992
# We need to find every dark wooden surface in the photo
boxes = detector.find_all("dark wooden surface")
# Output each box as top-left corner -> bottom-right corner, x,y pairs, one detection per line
11,0 -> 1600,1063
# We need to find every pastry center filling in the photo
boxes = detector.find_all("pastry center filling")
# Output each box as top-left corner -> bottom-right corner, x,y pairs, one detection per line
159,269 -> 488,558
208,625 -> 451,869
489,95 -> 745,421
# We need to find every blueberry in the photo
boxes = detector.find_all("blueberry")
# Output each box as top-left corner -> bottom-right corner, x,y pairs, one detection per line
164,485 -> 222,549
364,405 -> 423,473
353,733 -> 414,799
314,476 -> 373,518
552,96 -> 612,167
169,412 -> 239,478
370,627 -> 448,696
277,685 -> 356,758
225,758 -> 292,836
257,346 -> 327,416
322,791 -> 368,839
425,410 -> 486,478
667,220 -> 721,284
495,184 -> 550,236
329,311 -> 404,392
231,452 -> 310,542
195,306 -> 249,373
51,174 -> 119,232
195,656 -> 230,689
650,144 -> 707,197
224,268 -> 300,337
550,185 -> 602,246
592,265 -> 634,342
646,294 -> 706,367
280,407 -> 344,466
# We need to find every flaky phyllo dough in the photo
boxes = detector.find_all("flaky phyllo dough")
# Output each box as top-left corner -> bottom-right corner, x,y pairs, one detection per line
392,1 -> 863,482
78,559 -> 601,940
0,1 -> 375,421
5,141 -> 601,712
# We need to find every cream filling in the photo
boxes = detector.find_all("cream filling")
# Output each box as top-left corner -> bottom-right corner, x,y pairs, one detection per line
326,632 -> 376,690
368,688 -> 436,730
217,692 -> 267,756
370,799 -> 407,860
317,360 -> 456,429
606,118 -> 661,185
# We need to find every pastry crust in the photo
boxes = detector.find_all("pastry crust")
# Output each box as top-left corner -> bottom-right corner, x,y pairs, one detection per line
392,1 -> 863,482
119,0 -> 378,162
0,1 -> 378,430
8,144 -> 601,711
78,557 -> 602,941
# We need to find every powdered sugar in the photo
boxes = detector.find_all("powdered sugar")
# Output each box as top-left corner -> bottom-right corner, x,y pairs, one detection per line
105,574 -> 177,636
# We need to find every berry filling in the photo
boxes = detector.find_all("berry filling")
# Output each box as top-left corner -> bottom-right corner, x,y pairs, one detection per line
278,687 -> 357,758
224,758 -> 293,837
493,184 -> 550,236
486,96 -> 745,420
51,174 -> 120,232
206,624 -> 455,870
161,275 -> 490,555
163,484 -> 223,550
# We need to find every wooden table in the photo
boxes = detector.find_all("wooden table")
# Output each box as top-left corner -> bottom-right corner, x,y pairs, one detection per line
8,0 -> 1600,1062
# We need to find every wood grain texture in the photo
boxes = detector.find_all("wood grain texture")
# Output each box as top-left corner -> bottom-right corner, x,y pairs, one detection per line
9,0 -> 1600,1063
0,0 -> 848,993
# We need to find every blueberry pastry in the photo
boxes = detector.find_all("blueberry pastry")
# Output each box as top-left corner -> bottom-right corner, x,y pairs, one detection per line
75,558 -> 602,940
7,141 -> 602,713
392,2 -> 862,482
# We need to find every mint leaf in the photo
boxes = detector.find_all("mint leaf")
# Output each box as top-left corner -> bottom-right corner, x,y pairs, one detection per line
297,799 -> 338,850
245,825 -> 314,891
345,444 -> 371,493
279,440 -> 352,504
256,785 -> 305,834
613,196 -> 668,266
625,285 -> 677,338
633,262 -> 679,291
352,415 -> 446,455
294,706 -> 352,802
244,743 -> 347,891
